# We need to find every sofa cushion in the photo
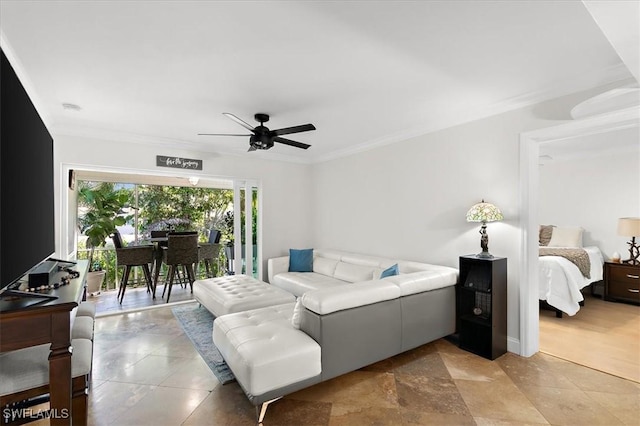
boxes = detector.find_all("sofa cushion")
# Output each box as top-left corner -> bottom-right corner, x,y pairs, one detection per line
384,269 -> 458,296
333,262 -> 376,283
289,248 -> 314,272
212,303 -> 321,397
397,260 -> 455,274
193,275 -> 295,317
380,264 -> 399,278
271,272 -> 344,297
302,280 -> 401,315
313,257 -> 338,276
313,249 -> 343,261
340,253 -> 386,267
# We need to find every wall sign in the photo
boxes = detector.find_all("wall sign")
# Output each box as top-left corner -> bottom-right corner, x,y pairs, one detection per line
156,155 -> 203,170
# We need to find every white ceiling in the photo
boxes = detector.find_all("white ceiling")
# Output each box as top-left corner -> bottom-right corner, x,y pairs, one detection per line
1,1 -> 638,164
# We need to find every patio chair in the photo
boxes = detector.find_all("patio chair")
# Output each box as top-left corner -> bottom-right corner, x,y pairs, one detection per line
162,233 -> 198,303
198,229 -> 222,278
112,230 -> 155,304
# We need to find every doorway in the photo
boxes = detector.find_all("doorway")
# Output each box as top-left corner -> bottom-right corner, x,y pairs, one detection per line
519,106 -> 640,358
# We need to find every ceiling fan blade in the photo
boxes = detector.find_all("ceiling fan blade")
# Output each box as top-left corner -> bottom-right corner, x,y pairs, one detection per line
198,133 -> 251,136
273,136 -> 311,150
223,112 -> 256,132
272,124 -> 316,136
248,145 -> 258,152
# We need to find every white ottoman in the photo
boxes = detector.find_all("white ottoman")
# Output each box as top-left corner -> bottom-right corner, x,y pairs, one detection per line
193,274 -> 295,317
213,303 -> 321,400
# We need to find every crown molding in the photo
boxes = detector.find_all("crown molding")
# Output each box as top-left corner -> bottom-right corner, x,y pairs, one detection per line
315,64 -> 634,163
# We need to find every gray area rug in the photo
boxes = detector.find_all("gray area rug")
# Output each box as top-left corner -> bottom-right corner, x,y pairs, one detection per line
172,304 -> 236,384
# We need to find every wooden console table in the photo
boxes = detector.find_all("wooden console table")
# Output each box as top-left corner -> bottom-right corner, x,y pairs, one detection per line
0,260 -> 88,425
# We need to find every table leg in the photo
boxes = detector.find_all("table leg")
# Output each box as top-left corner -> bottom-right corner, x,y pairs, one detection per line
49,311 -> 73,425
153,247 -> 163,292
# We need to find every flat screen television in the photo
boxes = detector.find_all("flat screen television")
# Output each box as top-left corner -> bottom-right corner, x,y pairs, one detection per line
1,48 -> 56,293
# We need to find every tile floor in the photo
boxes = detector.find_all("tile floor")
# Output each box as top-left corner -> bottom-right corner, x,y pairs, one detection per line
91,284 -> 196,316
85,304 -> 640,425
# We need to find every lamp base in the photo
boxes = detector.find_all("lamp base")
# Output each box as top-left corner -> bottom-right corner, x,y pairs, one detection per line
476,251 -> 494,259
623,237 -> 639,266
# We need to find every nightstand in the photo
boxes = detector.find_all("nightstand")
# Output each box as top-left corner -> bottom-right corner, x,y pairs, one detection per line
604,262 -> 640,305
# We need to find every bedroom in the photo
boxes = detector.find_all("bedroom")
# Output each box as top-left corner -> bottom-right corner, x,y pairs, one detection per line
537,123 -> 640,381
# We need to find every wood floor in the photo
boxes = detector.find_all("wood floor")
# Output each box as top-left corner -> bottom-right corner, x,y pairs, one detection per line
540,293 -> 640,383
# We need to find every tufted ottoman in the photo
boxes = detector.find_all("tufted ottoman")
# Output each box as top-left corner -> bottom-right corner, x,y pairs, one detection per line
193,274 -> 295,317
212,302 -> 322,421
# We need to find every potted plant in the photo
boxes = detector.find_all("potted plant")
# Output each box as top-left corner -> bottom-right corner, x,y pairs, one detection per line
77,182 -> 131,294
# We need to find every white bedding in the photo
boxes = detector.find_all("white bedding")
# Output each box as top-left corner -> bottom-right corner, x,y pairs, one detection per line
538,246 -> 604,316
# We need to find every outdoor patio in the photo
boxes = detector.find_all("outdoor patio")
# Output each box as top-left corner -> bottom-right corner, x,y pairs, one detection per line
90,283 -> 196,316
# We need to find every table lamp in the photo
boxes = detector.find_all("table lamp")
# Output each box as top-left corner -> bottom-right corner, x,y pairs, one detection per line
466,200 -> 504,258
617,217 -> 640,265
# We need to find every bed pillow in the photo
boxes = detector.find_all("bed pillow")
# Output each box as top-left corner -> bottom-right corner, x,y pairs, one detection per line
548,227 -> 583,248
289,248 -> 314,272
539,225 -> 554,246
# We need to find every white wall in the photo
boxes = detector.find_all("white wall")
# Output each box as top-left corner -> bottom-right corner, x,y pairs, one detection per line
51,84 -> 628,351
52,134 -> 314,275
539,142 -> 640,260
311,87 -> 616,352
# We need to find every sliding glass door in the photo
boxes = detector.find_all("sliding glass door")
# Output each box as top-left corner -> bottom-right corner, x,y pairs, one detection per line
232,180 -> 260,280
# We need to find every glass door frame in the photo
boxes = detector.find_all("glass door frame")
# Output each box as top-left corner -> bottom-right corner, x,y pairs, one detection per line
232,179 -> 261,280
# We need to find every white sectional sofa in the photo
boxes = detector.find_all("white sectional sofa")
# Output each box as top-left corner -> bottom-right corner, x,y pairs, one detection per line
268,248 -> 458,298
213,249 -> 458,423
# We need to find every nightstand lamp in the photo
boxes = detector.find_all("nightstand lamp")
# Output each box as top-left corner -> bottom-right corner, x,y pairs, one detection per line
466,200 -> 504,258
617,217 -> 640,265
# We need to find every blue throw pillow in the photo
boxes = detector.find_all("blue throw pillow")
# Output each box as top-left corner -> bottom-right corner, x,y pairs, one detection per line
289,248 -> 314,272
380,263 -> 399,278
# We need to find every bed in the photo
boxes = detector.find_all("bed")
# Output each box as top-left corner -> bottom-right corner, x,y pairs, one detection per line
537,225 -> 604,317
538,246 -> 604,316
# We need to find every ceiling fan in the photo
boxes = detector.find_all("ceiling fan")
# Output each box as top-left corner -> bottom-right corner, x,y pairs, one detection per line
199,113 -> 316,151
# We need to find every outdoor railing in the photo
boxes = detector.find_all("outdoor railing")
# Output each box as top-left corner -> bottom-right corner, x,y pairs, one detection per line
76,247 -> 119,291
76,246 -> 228,293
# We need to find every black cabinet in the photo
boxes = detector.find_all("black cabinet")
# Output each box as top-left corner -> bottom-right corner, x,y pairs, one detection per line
457,255 -> 507,360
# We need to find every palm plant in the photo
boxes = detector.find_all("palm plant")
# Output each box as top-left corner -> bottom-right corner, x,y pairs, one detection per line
77,181 -> 132,271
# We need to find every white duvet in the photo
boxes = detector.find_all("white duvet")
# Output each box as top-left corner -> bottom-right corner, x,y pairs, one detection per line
538,246 -> 604,316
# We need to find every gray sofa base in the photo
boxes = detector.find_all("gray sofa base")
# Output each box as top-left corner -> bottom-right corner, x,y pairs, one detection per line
400,286 -> 456,351
243,374 -> 322,406
301,299 -> 402,381
300,285 -> 456,382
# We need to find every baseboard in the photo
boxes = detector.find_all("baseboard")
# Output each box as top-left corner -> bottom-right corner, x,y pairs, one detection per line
507,336 -> 521,355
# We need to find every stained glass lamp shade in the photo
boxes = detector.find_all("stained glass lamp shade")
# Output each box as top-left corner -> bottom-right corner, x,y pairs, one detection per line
466,200 -> 504,258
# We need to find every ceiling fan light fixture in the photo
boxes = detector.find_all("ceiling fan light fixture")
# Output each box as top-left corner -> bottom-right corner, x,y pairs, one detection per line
200,112 -> 315,152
